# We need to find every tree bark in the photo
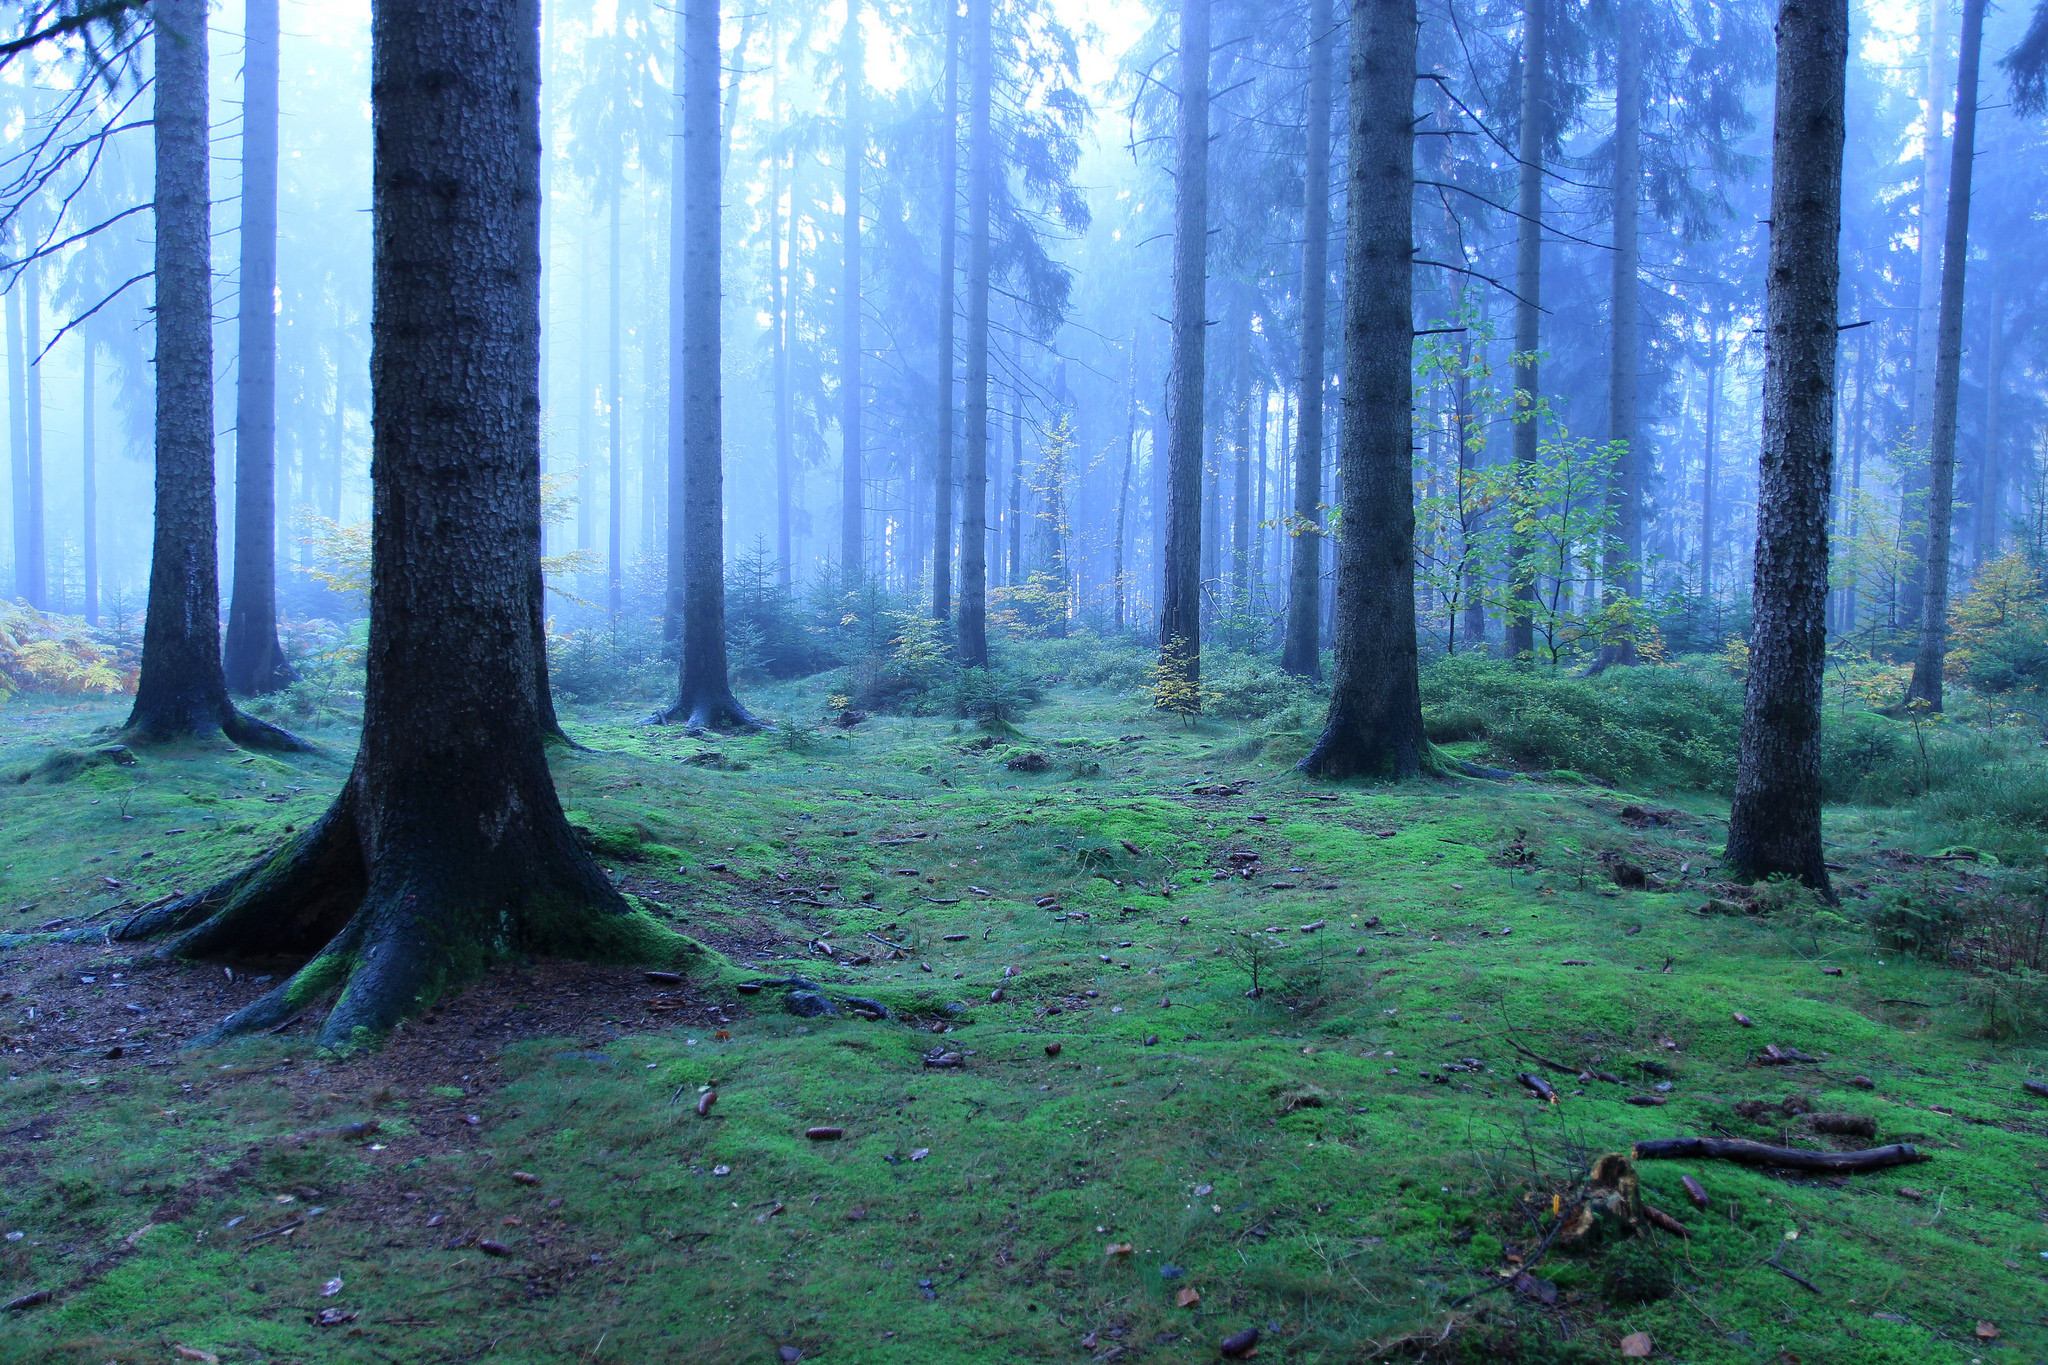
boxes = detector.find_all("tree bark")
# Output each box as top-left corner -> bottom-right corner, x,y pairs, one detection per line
606,190 -> 623,618
1901,0 -> 1951,630
840,0 -> 864,574
1159,0 -> 1210,702
23,264 -> 45,611
1724,0 -> 1848,894
126,0 -> 303,751
1592,1 -> 1641,673
1905,0 -> 1983,712
1503,0 -> 1545,662
1300,0 -> 1425,779
6,283 -> 28,607
771,149 -> 794,589
933,0 -> 958,628
1973,270 -> 2002,566
659,0 -> 756,732
116,0 -> 691,1054
224,0 -> 296,695
1231,315 -> 1251,608
1115,332 -> 1138,633
956,0 -> 993,667
1700,317 -> 1720,598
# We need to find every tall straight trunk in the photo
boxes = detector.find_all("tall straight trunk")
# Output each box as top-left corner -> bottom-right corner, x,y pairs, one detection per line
1725,0 -> 1848,893
660,0 -> 754,730
663,18 -> 688,641
956,0 -> 993,666
1201,424 -> 1220,595
1593,2 -> 1641,671
932,0 -> 959,626
1906,0 -> 1984,711
1115,333 -> 1138,633
23,266 -> 44,610
5,286 -> 24,605
1458,299 -> 1487,648
1700,328 -> 1719,597
1009,387 -> 1024,580
118,0 -> 683,1054
81,330 -> 97,624
1845,329 -> 1866,628
606,191 -> 623,616
1231,320 -> 1251,606
771,151 -> 794,587
1302,0 -> 1423,777
1901,0 -> 1951,627
1974,272 -> 2002,565
225,0 -> 294,694
1255,374 -> 1268,586
839,0 -> 864,575
126,0 -> 300,749
1158,0 -> 1211,698
1503,0 -> 1545,661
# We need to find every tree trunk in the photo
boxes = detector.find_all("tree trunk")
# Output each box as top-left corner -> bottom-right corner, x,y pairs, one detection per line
1700,321 -> 1719,598
6,284 -> 27,606
1301,0 -> 1424,779
1724,0 -> 1848,894
117,0 -> 690,1054
225,0 -> 295,695
126,0 -> 302,750
840,0 -> 864,575
956,0 -> 993,667
1503,0 -> 1545,662
1159,0 -> 1210,701
23,265 -> 45,611
606,190 -> 623,618
1592,1 -> 1641,673
932,1 -> 958,628
658,0 -> 755,732
1010,380 -> 1025,582
1901,0 -> 1951,629
81,329 -> 97,625
1231,317 -> 1252,608
772,150 -> 794,588
1115,331 -> 1138,633
1906,0 -> 1983,712
1974,270 -> 2002,565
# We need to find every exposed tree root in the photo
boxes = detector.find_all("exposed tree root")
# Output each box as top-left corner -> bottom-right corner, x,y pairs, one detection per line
120,695 -> 312,754
650,690 -> 763,733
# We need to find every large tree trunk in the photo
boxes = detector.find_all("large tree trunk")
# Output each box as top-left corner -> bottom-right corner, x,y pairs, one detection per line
1906,0 -> 1983,711
839,0 -> 864,575
659,0 -> 755,732
1591,1 -> 1641,673
81,330 -> 97,624
1724,0 -> 1848,894
1503,0 -> 1545,662
933,1 -> 959,628
1974,271 -> 2003,566
607,191 -> 623,617
116,0 -> 689,1054
956,0 -> 993,667
1900,0 -> 1951,630
1300,0 -> 1424,779
772,151 -> 794,588
224,0 -> 296,696
23,265 -> 45,611
1115,332 -> 1138,633
1159,0 -> 1210,702
126,0 -> 302,751
1231,315 -> 1252,608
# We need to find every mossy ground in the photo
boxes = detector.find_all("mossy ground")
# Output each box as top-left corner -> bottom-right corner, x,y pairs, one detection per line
2,684 -> 2046,1363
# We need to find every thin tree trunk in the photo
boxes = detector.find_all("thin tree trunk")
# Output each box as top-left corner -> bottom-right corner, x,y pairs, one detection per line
226,0 -> 295,694
1701,326 -> 1719,598
81,329 -> 96,624
840,0 -> 864,575
1725,0 -> 1848,894
956,0 -> 993,667
933,0 -> 958,627
23,265 -> 44,610
1592,1 -> 1640,672
607,190 -> 623,617
1115,331 -> 1138,633
1975,270 -> 2002,565
1009,381 -> 1024,581
1901,0 -> 1951,629
1503,0 -> 1545,661
118,0 -> 682,1054
1231,317 -> 1251,608
1906,0 -> 1984,711
1159,0 -> 1211,700
5,286 -> 24,605
659,0 -> 755,731
1301,0 -> 1423,777
771,150 -> 793,588
126,0 -> 301,750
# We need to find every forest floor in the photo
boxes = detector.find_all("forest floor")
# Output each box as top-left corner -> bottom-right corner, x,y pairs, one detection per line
1,684 -> 2046,1365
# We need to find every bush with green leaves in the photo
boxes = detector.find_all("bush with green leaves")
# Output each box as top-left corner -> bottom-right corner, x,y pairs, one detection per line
944,666 -> 1042,727
1201,647 -> 1324,722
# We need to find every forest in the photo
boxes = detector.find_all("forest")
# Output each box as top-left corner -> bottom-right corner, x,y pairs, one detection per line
4,0 -> 2048,1358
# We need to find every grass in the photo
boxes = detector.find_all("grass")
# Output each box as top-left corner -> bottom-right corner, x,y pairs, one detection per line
2,679 -> 2047,1363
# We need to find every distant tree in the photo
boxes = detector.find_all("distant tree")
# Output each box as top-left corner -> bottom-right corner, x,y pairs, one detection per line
223,0 -> 296,695
117,0 -> 690,1051
1281,0 -> 1334,680
1905,0 -> 1986,711
1157,0 -> 1209,708
957,0 -> 994,666
840,0 -> 865,571
1502,0 -> 1547,663
123,0 -> 302,749
931,0 -> 959,629
1725,0 -> 1848,894
1300,0 -> 1426,778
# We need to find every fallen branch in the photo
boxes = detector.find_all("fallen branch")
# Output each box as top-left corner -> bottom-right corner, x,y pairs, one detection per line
1509,1040 -> 1579,1076
1764,1256 -> 1821,1294
1632,1137 -> 1928,1174
1642,1204 -> 1691,1237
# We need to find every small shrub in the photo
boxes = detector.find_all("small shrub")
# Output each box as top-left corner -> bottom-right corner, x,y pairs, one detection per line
946,666 -> 1041,727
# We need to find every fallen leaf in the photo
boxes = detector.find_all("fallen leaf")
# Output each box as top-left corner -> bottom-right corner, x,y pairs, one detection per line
697,1090 -> 717,1118
510,1171 -> 540,1186
172,1349 -> 219,1364
1733,1012 -> 1754,1027
1976,1322 -> 2000,1341
1220,1327 -> 1260,1358
1176,1287 -> 1201,1308
806,1126 -> 844,1141
320,1277 -> 343,1297
477,1239 -> 512,1257
1045,1042 -> 1062,1057
1620,1332 -> 1653,1358
1682,1176 -> 1708,1210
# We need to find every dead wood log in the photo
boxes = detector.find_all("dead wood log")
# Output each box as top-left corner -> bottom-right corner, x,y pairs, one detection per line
1632,1137 -> 1927,1173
